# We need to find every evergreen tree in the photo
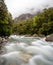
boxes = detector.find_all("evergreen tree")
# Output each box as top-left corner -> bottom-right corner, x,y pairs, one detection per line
0,0 -> 12,36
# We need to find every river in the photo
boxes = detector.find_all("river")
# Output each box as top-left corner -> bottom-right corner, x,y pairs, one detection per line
0,35 -> 53,65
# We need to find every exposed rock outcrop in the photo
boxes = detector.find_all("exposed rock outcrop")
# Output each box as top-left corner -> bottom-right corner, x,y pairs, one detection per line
14,13 -> 34,22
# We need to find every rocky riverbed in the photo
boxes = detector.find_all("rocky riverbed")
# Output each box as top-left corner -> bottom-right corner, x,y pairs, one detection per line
0,35 -> 53,65
0,36 -> 8,54
0,34 -> 53,54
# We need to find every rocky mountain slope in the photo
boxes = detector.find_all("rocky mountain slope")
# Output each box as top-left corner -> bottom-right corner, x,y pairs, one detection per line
14,13 -> 34,22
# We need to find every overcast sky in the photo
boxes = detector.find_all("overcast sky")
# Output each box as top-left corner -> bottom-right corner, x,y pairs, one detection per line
5,0 -> 53,18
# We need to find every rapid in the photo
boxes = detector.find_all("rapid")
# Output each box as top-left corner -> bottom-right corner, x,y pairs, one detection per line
0,35 -> 53,65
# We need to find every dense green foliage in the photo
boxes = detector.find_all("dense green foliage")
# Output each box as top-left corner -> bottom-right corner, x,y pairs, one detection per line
0,0 -> 53,36
13,8 -> 53,36
0,0 -> 12,36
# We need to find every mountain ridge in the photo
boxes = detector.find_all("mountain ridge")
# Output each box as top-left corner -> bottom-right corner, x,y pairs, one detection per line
14,13 -> 35,22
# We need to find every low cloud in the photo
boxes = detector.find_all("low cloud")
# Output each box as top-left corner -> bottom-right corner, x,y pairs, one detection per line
5,0 -> 53,18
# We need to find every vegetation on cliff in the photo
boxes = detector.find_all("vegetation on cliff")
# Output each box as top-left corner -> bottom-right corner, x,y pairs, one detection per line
0,0 -> 13,36
0,0 -> 53,36
13,8 -> 53,36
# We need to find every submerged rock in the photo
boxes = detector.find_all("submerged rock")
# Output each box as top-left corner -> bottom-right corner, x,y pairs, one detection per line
45,34 -> 53,42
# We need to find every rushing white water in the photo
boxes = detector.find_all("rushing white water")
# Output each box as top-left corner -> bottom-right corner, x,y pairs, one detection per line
0,35 -> 53,65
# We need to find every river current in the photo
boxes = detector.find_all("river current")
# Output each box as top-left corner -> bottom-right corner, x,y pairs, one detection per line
0,35 -> 53,65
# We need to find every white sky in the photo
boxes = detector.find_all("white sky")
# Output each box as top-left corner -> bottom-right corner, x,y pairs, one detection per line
5,0 -> 53,18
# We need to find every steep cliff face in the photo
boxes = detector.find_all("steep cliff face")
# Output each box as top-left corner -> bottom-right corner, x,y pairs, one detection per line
14,13 -> 34,22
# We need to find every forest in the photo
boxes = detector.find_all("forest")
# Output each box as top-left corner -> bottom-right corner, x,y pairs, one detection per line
13,8 -> 53,36
0,0 -> 53,36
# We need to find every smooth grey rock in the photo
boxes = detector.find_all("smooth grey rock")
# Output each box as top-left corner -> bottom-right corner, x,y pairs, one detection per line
45,34 -> 53,42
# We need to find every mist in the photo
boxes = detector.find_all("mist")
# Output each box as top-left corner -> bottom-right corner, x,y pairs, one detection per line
5,0 -> 53,18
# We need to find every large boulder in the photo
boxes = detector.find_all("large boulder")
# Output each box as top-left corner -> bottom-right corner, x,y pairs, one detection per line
45,34 -> 53,42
